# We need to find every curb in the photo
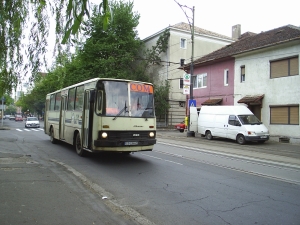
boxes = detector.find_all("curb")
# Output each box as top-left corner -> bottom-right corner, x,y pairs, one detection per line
0,126 -> 10,130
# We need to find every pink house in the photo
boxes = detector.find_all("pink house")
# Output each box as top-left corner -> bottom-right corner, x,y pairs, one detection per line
191,58 -> 235,108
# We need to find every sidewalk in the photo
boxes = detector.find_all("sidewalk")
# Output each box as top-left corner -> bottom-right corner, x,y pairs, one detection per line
0,125 -> 137,225
156,129 -> 300,167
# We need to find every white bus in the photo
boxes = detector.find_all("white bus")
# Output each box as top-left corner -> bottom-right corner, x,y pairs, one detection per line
44,78 -> 156,156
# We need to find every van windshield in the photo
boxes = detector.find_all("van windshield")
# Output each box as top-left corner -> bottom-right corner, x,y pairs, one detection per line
238,115 -> 262,125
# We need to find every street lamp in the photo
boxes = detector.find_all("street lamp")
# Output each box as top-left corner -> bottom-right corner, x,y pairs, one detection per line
174,1 -> 195,137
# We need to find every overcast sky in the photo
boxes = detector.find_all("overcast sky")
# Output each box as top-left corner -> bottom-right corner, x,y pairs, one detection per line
125,0 -> 299,39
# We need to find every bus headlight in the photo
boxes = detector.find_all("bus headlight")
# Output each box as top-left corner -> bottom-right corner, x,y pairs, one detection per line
149,132 -> 155,138
102,132 -> 108,138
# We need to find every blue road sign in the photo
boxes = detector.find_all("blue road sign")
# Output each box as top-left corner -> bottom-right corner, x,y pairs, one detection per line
188,99 -> 196,108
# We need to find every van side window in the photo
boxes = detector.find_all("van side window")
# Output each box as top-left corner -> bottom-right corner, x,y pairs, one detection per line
228,115 -> 241,126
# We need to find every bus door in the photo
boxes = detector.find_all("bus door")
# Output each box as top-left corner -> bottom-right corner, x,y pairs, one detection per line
59,96 -> 67,139
44,99 -> 49,134
83,90 -> 90,148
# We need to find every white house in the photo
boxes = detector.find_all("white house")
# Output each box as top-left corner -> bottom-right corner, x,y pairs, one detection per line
234,25 -> 300,143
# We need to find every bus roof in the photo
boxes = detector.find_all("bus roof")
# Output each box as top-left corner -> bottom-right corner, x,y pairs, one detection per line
46,78 -> 154,97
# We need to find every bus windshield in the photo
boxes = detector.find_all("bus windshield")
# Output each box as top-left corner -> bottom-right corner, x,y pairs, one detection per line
100,81 -> 155,118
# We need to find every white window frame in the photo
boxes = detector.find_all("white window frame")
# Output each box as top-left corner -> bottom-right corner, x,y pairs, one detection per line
224,69 -> 229,86
241,66 -> 245,82
180,38 -> 187,49
193,73 -> 207,89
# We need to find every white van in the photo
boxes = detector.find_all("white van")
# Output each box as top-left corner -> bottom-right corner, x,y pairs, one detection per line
190,106 -> 269,144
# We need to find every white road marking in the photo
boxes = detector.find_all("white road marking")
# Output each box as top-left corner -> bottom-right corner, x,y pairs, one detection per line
16,128 -> 43,132
141,153 -> 183,165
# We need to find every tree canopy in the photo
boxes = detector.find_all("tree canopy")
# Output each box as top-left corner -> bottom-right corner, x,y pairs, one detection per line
16,1 -> 170,118
0,0 -> 110,96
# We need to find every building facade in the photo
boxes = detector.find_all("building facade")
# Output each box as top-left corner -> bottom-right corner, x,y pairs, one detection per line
185,25 -> 300,143
143,22 -> 234,126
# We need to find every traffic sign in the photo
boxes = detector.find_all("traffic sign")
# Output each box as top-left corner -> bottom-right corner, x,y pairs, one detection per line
188,99 -> 196,108
183,74 -> 190,85
183,85 -> 190,94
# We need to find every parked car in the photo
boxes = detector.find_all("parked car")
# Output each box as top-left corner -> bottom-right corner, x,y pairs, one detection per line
15,115 -> 23,121
4,115 -> 10,119
174,121 -> 186,133
25,117 -> 40,128
9,115 -> 15,120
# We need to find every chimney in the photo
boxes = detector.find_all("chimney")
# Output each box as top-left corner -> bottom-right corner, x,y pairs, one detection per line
232,24 -> 241,39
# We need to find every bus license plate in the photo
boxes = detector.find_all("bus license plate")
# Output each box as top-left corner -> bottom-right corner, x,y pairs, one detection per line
124,142 -> 138,146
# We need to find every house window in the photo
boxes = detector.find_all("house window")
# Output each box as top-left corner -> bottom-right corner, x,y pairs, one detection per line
179,78 -> 183,89
224,69 -> 229,86
193,73 -> 207,88
180,38 -> 186,49
270,105 -> 299,125
241,66 -> 245,82
270,56 -> 299,78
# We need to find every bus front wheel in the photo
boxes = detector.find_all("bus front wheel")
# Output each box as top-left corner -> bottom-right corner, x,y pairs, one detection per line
75,133 -> 86,157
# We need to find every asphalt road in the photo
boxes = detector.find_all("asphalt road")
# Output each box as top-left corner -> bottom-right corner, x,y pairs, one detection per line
1,120 -> 300,225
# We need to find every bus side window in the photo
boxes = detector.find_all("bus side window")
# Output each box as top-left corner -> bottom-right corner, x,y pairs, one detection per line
75,85 -> 84,111
55,92 -> 61,111
68,88 -> 76,110
49,94 -> 55,111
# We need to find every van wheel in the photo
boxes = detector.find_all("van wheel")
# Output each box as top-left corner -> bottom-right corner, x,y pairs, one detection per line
206,131 -> 213,140
75,133 -> 86,157
50,127 -> 58,144
237,134 -> 246,145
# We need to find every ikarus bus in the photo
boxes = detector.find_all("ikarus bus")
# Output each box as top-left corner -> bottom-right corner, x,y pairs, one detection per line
44,78 -> 156,156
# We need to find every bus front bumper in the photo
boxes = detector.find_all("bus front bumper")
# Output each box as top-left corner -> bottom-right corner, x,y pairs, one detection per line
94,139 -> 156,147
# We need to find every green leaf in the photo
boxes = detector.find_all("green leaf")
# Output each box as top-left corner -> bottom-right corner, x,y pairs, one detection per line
62,28 -> 72,44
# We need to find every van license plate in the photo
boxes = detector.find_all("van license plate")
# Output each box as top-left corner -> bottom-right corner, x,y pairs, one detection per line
124,142 -> 138,146
260,136 -> 267,139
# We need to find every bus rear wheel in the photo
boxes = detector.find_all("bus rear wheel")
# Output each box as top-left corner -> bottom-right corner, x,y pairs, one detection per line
75,133 -> 86,157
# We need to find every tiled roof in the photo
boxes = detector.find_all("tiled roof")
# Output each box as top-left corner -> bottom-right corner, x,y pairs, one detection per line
171,22 -> 233,40
201,98 -> 223,105
191,25 -> 300,66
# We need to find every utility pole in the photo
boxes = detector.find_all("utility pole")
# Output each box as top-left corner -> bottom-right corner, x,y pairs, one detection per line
174,1 -> 195,137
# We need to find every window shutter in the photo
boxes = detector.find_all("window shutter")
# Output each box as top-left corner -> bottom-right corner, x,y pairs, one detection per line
290,57 -> 299,76
290,106 -> 299,124
271,60 -> 288,78
270,107 -> 288,124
